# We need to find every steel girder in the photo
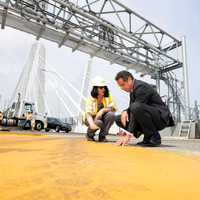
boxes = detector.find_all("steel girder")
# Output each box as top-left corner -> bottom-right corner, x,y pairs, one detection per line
0,0 -> 183,74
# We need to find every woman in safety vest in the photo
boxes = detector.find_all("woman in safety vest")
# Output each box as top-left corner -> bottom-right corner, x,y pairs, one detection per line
83,76 -> 117,142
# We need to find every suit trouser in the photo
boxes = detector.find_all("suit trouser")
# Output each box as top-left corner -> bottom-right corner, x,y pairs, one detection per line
115,102 -> 167,138
85,111 -> 115,137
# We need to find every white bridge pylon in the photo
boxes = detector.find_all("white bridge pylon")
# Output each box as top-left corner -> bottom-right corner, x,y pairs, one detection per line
9,42 -> 46,117
6,41 -> 93,132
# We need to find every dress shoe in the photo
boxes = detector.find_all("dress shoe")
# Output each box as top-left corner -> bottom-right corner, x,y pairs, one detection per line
149,132 -> 161,146
137,132 -> 161,147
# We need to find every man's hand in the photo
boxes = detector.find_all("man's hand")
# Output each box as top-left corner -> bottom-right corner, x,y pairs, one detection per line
121,111 -> 129,127
115,130 -> 132,146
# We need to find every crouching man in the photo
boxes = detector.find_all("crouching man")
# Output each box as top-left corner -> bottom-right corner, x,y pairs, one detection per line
115,70 -> 174,147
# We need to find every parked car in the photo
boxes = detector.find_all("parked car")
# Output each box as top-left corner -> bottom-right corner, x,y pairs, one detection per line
45,117 -> 72,133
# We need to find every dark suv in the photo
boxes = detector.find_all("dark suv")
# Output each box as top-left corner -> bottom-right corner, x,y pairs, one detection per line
45,117 -> 72,133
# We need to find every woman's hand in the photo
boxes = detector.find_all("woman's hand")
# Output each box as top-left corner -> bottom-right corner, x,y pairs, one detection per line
90,123 -> 99,130
95,108 -> 109,119
103,107 -> 110,113
87,115 -> 99,130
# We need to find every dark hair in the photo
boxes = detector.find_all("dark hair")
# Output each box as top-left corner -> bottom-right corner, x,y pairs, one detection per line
91,86 -> 109,98
115,70 -> 134,81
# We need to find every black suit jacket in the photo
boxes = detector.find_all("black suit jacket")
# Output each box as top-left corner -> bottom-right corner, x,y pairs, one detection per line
127,79 -> 174,126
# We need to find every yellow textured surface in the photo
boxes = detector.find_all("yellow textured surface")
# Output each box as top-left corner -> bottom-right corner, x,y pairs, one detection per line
0,133 -> 200,200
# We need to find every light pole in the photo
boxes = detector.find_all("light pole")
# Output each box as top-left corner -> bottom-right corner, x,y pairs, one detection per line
182,36 -> 190,120
0,94 -> 2,111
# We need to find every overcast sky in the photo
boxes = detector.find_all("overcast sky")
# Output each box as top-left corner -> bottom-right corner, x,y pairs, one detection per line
0,0 -> 199,117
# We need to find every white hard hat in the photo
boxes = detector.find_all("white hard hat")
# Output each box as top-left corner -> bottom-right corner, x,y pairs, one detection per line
92,76 -> 107,87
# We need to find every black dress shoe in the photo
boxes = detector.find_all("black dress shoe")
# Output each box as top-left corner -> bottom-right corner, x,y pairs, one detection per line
136,140 -> 160,147
149,132 -> 161,146
136,134 -> 151,146
136,140 -> 149,146
137,132 -> 161,147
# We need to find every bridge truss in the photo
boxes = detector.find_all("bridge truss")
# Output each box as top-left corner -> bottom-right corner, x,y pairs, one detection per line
0,0 -> 189,121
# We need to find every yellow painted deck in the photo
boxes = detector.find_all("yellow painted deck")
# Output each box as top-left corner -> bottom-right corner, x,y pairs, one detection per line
0,133 -> 200,200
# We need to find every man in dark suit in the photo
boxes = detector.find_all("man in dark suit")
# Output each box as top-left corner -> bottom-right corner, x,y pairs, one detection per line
115,70 -> 174,147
